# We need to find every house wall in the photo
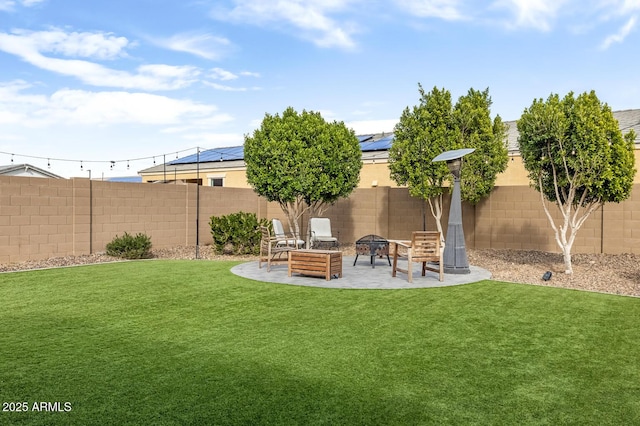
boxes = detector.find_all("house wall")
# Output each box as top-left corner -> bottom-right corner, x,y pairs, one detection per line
141,167 -> 251,188
139,149 -> 640,189
1,175 -> 638,264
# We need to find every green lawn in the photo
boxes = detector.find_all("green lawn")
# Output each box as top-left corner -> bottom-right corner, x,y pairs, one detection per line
1,260 -> 639,425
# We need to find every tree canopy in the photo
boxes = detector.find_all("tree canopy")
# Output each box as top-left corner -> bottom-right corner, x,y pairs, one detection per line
517,90 -> 636,273
389,85 -> 454,234
453,88 -> 509,204
389,84 -> 508,236
244,107 -> 362,239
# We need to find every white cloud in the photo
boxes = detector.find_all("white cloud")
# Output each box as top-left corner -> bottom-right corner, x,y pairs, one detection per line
240,71 -> 261,78
203,81 -> 261,92
212,0 -> 359,49
180,132 -> 245,146
600,15 -> 638,49
0,0 -> 45,11
7,28 -> 129,59
0,82 -> 218,127
158,32 -> 233,60
491,0 -> 567,31
346,119 -> 398,134
395,0 -> 466,20
0,1 -> 15,11
0,29 -> 199,90
210,67 -> 238,81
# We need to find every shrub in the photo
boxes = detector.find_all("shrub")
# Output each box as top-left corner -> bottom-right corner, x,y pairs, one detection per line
209,212 -> 268,255
106,232 -> 153,259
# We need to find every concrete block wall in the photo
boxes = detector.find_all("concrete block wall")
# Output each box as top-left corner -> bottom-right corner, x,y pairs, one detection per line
472,186 -> 618,254
1,177 -> 82,263
1,175 -> 638,264
91,180 -> 191,251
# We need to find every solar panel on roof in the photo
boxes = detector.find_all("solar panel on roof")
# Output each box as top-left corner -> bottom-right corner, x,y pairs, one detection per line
168,134 -> 395,165
360,134 -> 393,152
169,146 -> 245,165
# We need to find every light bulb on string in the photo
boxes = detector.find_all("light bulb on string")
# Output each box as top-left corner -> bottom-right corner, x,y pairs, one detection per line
11,154 -> 14,164
110,161 -> 115,170
153,157 -> 156,165
127,160 -> 130,170
47,159 -> 50,168
80,161 -> 83,171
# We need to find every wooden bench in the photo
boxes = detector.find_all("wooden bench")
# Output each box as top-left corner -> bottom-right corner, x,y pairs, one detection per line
288,249 -> 342,281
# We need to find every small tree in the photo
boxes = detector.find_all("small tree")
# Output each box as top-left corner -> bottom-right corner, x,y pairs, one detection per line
244,107 -> 362,241
389,84 -> 508,237
517,91 -> 636,274
389,85 -> 454,237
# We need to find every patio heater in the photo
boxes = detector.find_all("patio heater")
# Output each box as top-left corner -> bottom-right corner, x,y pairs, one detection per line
432,148 -> 475,274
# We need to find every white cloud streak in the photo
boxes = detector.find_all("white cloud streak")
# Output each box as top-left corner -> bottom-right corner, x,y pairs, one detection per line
395,0 -> 466,20
158,32 -> 234,60
212,0 -> 359,49
0,0 -> 45,11
0,29 -> 200,90
491,0 -> 567,31
210,67 -> 238,81
0,81 -> 220,126
600,15 -> 638,48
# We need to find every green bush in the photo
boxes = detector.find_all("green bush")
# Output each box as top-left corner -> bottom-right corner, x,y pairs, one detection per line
210,212 -> 268,255
106,232 -> 153,259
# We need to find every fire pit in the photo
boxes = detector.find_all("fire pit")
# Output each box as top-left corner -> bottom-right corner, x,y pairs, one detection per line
354,235 -> 391,268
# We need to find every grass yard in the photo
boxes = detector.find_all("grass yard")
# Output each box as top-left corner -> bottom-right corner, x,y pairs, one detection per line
1,260 -> 639,425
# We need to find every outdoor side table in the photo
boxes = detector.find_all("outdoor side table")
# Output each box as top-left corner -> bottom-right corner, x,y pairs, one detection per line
288,249 -> 343,281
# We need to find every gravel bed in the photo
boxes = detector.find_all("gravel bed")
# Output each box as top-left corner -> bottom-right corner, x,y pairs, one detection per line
2,246 -> 638,297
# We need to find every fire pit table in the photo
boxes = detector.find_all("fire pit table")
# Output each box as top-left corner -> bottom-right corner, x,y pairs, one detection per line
354,234 -> 391,268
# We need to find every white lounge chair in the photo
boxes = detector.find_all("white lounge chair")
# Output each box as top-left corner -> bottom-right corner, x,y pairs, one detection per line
309,218 -> 339,250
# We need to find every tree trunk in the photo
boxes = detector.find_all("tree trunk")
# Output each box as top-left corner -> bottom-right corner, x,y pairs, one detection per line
427,194 -> 445,247
562,247 -> 573,275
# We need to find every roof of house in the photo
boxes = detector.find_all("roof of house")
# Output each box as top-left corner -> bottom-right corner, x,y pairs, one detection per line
505,109 -> 640,153
138,109 -> 640,175
106,176 -> 143,183
0,163 -> 64,179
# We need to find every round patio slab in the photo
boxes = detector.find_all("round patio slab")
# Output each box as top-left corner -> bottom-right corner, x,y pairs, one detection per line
231,255 -> 491,289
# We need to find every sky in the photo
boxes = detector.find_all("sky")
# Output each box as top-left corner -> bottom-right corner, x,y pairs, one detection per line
0,0 -> 638,179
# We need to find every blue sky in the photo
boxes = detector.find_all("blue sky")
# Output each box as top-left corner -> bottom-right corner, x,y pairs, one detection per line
1,0 -> 638,178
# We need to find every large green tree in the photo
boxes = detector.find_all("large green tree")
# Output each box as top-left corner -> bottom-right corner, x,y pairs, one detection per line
389,84 -> 508,238
453,88 -> 509,204
517,91 -> 636,274
244,107 -> 362,241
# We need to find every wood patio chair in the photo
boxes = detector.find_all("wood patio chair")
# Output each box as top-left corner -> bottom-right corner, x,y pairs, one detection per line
258,226 -> 295,272
391,231 -> 443,283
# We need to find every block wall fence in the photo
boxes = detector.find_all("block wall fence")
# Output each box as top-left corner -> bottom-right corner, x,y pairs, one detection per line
1,175 -> 638,264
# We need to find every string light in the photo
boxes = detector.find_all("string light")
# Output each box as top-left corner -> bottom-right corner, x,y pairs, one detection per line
1,147 -> 199,173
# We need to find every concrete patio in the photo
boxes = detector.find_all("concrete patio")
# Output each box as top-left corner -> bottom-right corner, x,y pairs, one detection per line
231,255 -> 491,290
